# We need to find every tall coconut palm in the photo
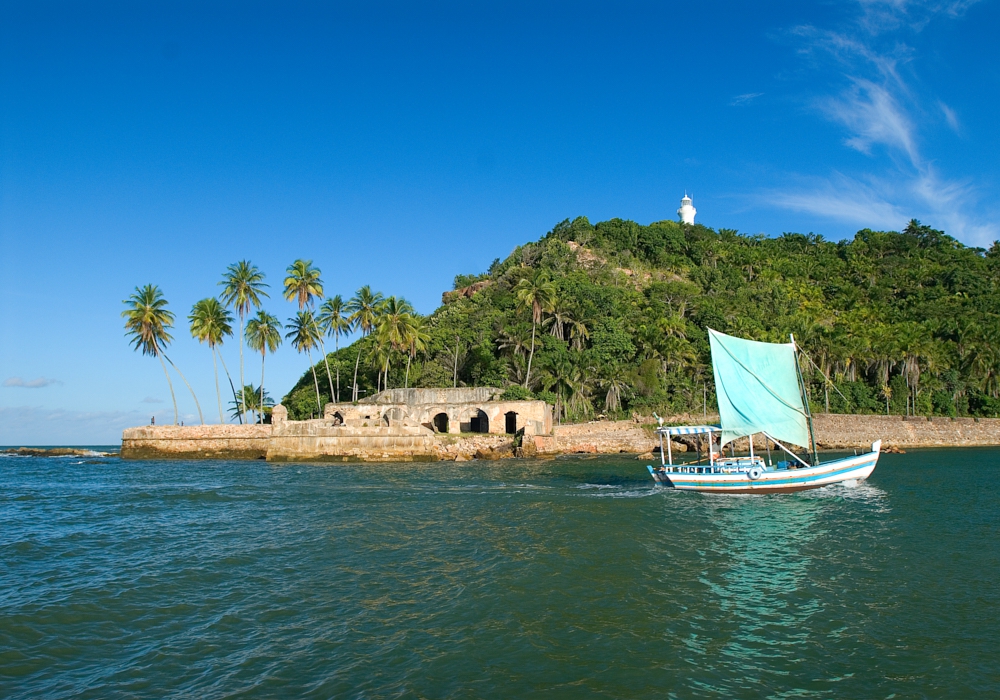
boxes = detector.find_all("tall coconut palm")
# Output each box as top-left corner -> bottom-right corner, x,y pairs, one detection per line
245,310 -> 282,423
286,310 -> 323,413
283,259 -> 335,406
220,261 -> 269,424
514,272 -> 557,388
374,296 -> 414,390
189,297 -> 234,423
318,295 -> 350,402
230,384 -> 274,424
123,284 -> 179,425
345,285 -> 384,401
404,315 -> 431,388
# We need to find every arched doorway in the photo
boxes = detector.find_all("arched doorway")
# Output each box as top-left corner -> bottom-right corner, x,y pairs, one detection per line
505,411 -> 518,434
433,413 -> 449,433
469,409 -> 489,434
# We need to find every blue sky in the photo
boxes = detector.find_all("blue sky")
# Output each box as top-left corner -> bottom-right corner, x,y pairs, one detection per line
1,0 -> 997,444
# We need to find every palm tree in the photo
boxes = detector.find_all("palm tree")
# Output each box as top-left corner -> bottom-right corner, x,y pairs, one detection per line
285,310 -> 324,413
283,259 -> 335,406
229,384 -> 274,424
189,297 -> 234,423
514,272 -> 557,388
220,261 -> 269,424
600,374 -> 632,414
245,310 -> 282,422
123,285 -> 179,425
318,295 -> 350,402
369,331 -> 392,394
345,285 -> 385,401
567,317 -> 590,351
374,296 -> 415,390
404,315 -> 431,388
540,355 -> 578,424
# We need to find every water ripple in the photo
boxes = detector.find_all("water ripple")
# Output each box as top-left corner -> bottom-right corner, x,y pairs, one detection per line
1,451 -> 998,697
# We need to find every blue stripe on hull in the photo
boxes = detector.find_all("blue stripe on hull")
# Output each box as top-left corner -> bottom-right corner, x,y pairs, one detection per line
656,454 -> 879,492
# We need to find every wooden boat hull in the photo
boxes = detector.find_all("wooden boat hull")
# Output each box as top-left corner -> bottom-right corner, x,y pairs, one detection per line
647,449 -> 879,493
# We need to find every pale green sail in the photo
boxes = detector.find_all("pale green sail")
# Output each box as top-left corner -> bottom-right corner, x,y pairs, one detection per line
708,329 -> 811,448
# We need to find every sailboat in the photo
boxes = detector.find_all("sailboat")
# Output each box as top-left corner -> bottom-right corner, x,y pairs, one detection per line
647,329 -> 881,493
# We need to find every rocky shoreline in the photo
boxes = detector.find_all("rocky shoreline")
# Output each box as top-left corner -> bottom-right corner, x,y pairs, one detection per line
2,447 -> 115,458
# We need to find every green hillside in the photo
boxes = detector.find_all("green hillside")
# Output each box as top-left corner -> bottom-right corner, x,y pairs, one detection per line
282,216 -> 1000,421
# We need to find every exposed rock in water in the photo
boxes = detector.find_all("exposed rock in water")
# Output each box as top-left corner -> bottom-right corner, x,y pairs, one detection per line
2,447 -> 114,458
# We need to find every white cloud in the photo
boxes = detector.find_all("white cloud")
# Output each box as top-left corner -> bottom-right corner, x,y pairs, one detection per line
770,1 -> 995,245
856,0 -> 981,34
769,174 -> 908,229
938,101 -> 960,132
731,92 -> 764,106
819,79 -> 918,163
3,377 -> 63,388
141,396 -> 164,404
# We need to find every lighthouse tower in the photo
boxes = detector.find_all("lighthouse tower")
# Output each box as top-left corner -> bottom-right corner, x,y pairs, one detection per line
677,194 -> 696,225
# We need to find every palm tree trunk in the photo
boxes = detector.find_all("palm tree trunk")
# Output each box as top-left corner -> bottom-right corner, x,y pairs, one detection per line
164,354 -> 204,425
335,336 -> 340,403
524,321 -> 537,388
405,354 -> 411,388
307,347 -> 322,413
316,334 -> 336,407
212,347 -> 223,423
384,355 -> 391,391
260,350 -> 266,425
158,352 -> 178,425
352,347 -> 363,402
218,352 -> 241,424
239,313 -> 247,425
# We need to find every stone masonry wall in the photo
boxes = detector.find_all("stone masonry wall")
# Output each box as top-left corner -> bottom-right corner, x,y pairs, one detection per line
121,425 -> 272,460
535,421 -> 659,455
813,413 -> 1000,449
120,413 -> 1000,461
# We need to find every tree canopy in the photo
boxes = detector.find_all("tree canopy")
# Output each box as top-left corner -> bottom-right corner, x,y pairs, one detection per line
282,216 -> 1000,421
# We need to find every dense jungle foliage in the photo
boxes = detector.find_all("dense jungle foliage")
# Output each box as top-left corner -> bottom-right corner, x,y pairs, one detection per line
282,216 -> 1000,421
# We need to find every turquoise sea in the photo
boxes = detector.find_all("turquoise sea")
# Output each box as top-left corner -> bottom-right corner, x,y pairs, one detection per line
1,449 -> 998,698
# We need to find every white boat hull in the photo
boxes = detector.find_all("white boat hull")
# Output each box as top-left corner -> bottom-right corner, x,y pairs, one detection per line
648,448 -> 880,494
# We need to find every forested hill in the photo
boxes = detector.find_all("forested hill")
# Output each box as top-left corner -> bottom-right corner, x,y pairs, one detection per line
282,216 -> 1000,421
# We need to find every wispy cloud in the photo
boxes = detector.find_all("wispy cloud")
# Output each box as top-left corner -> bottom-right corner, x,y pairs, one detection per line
141,396 -> 164,404
3,377 -> 62,388
731,92 -> 764,106
819,79 -> 917,162
771,0 -> 994,245
938,101 -> 960,133
769,174 -> 908,229
856,0 -> 980,35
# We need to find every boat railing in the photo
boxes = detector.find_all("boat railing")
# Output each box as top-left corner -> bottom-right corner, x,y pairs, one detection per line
654,455 -> 768,475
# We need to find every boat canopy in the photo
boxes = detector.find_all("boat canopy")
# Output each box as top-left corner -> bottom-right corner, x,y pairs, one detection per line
655,425 -> 720,436
708,328 -> 811,449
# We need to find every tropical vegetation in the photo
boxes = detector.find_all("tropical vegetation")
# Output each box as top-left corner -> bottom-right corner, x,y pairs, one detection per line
281,217 -> 1000,422
126,216 -> 1000,425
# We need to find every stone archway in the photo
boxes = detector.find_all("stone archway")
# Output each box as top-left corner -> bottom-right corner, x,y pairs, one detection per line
433,412 -> 449,433
469,409 -> 489,434
505,411 -> 518,434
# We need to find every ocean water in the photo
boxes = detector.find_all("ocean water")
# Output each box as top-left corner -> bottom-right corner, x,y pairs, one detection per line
1,449 -> 998,698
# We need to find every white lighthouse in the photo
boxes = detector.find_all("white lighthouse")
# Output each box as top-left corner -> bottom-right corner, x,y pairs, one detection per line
677,194 -> 696,225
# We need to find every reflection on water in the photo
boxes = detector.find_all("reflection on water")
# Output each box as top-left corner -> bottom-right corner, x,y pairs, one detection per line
1,452 -> 997,698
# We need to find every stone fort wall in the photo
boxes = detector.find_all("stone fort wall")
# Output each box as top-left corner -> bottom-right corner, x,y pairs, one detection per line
120,413 -> 1000,461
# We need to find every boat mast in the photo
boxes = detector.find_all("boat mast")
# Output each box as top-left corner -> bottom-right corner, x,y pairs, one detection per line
791,333 -> 819,466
